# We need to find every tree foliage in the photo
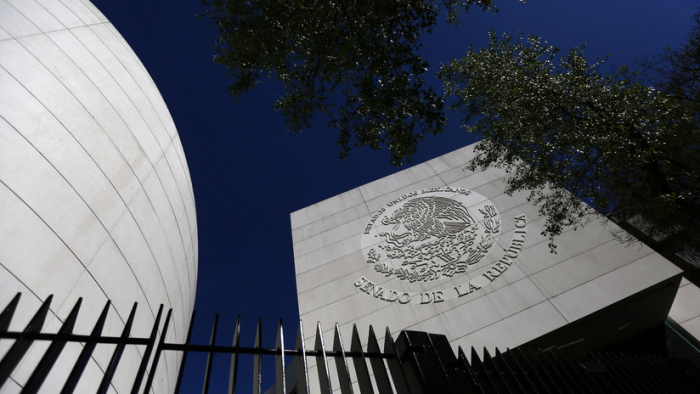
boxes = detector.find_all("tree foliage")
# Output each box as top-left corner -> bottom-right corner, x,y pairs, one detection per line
439,32 -> 700,250
641,11 -> 700,117
201,0 -> 494,166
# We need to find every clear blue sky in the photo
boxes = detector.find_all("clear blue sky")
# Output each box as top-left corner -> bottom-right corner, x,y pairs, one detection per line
92,0 -> 699,391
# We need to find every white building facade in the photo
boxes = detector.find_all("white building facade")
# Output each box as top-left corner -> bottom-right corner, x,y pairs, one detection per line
0,1 -> 197,393
292,143 -> 700,393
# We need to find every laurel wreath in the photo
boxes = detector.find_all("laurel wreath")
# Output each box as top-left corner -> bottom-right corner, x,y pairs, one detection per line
368,205 -> 501,283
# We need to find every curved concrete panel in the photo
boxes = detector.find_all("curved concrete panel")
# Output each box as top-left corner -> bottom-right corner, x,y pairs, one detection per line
0,1 -> 197,393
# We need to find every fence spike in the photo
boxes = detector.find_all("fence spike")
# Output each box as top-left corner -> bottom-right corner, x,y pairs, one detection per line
470,347 -> 481,367
0,294 -> 52,388
97,301 -> 138,394
174,310 -> 196,394
295,320 -> 310,394
350,324 -> 374,394
333,323 -> 353,394
383,328 -> 411,394
228,315 -> 241,394
366,326 -> 392,394
275,319 -> 286,394
253,318 -> 263,394
0,293 -> 21,333
61,299 -> 111,394
314,322 -> 332,394
23,297 -> 82,394
202,313 -> 219,394
457,347 -> 480,392
141,308 -> 172,394
132,305 -> 165,394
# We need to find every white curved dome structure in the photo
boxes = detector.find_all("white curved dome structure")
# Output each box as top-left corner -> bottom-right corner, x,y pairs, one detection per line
0,1 -> 197,393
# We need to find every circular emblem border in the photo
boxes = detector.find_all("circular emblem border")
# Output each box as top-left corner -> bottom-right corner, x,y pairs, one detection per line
361,187 -> 501,283
355,186 -> 529,305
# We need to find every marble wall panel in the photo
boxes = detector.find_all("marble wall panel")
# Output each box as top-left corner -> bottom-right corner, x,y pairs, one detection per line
0,1 -> 41,37
358,163 -> 437,202
0,2 -> 198,392
291,188 -> 365,229
5,0 -> 63,32
293,141 -> 683,363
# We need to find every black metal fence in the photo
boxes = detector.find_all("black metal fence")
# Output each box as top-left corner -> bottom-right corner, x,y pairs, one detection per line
1,293 -> 699,393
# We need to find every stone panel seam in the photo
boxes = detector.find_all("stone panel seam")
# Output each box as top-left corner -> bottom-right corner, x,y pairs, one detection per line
89,23 -> 176,151
64,25 -> 196,300
360,165 -> 440,203
292,216 -> 366,259
0,111 -> 110,265
44,29 -> 150,186
512,219 -> 616,276
0,173 -> 157,326
1,2 -> 108,42
0,260 -> 45,316
2,22 -> 106,40
16,32 -> 143,231
409,277 -> 539,329
291,202 -> 367,244
531,239 -> 654,299
450,300 -> 566,344
2,0 -> 45,36
546,256 -> 663,323
41,30 -> 196,301
1,95 -> 168,323
2,42 -> 176,312
57,0 -> 93,26
0,182 -> 157,349
159,145 -> 197,265
296,263 -> 370,298
69,25 -> 164,168
145,156 -> 188,311
297,271 -> 529,322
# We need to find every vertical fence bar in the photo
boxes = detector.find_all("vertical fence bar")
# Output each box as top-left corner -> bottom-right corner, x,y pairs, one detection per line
275,319 -> 286,394
456,347 -> 481,393
514,348 -> 552,394
350,325 -> 374,394
497,349 -> 530,393
295,321 -> 310,394
482,348 -> 510,393
0,295 -> 52,388
383,328 -> 411,394
609,352 -> 651,394
252,318 -> 263,394
141,308 -> 172,394
314,323 -> 332,394
174,311 -> 196,394
202,313 -> 219,394
228,315 -> 241,394
469,347 -> 493,392
540,350 -> 574,393
542,350 -> 578,393
61,300 -> 111,394
0,293 -> 21,333
23,298 -> 83,394
504,349 -> 533,392
395,331 -> 461,394
97,302 -> 138,394
366,326 -> 392,394
132,305 -> 165,394
333,324 -> 353,394
560,350 -> 595,393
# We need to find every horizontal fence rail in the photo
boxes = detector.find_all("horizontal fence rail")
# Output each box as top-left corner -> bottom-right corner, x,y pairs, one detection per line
1,293 -> 699,393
